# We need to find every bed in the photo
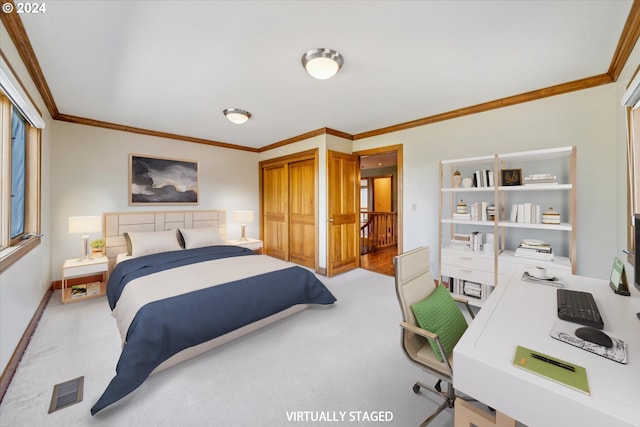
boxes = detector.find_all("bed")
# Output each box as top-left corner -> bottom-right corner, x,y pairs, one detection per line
91,210 -> 336,415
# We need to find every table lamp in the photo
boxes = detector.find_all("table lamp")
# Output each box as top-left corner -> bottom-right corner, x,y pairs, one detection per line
232,210 -> 254,241
68,216 -> 101,261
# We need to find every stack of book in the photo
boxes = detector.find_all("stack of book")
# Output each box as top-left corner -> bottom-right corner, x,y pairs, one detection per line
514,240 -> 554,261
71,285 -> 87,298
524,173 -> 557,185
450,278 -> 494,301
463,281 -> 482,298
473,169 -> 495,187
453,212 -> 471,220
470,202 -> 492,221
509,203 -> 542,224
470,231 -> 483,251
450,233 -> 470,247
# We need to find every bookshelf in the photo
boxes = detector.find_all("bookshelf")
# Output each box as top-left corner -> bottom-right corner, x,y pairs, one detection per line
439,146 -> 576,307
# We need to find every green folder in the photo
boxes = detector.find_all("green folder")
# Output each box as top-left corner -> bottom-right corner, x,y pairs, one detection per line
513,345 -> 590,395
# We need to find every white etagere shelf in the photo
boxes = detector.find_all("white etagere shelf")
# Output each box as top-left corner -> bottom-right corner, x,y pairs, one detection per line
438,146 -> 576,307
498,221 -> 572,231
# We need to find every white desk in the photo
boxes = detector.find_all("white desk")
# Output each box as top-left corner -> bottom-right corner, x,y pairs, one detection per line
454,268 -> 640,427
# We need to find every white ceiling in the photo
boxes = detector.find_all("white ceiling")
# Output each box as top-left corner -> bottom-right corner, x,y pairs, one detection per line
20,0 -> 633,150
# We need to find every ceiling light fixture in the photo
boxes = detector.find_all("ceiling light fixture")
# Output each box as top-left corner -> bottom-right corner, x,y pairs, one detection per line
301,48 -> 344,80
223,108 -> 251,124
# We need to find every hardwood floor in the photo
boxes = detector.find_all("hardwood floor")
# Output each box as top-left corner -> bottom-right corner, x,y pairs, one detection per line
360,246 -> 397,276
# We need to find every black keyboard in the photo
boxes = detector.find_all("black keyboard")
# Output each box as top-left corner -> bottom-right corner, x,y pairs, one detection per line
557,289 -> 604,329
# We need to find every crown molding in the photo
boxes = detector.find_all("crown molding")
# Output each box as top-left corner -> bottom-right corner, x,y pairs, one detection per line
2,1 -> 639,152
353,74 -> 614,140
55,113 -> 259,152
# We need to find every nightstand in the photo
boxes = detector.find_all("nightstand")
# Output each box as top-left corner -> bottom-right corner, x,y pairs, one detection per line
61,256 -> 109,303
225,238 -> 263,254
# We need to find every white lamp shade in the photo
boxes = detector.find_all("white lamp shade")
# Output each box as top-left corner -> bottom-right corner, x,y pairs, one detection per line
302,48 -> 344,80
223,108 -> 251,124
305,57 -> 340,80
232,210 -> 254,223
68,216 -> 101,234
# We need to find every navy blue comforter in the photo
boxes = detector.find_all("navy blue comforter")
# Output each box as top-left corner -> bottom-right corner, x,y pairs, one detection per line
91,246 -> 336,415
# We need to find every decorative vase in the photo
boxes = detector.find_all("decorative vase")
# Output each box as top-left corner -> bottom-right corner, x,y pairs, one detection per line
91,247 -> 104,258
456,199 -> 468,215
452,170 -> 462,188
462,177 -> 473,188
542,207 -> 560,225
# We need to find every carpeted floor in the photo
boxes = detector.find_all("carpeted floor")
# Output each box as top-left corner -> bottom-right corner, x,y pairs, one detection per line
0,268 -> 463,426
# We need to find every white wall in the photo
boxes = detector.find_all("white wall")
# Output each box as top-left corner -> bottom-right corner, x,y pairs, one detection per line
353,85 -> 619,280
50,122 -> 259,279
0,24 -> 53,372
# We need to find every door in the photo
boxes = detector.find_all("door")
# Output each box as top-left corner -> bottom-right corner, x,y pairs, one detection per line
327,150 -> 359,276
262,164 -> 288,260
373,176 -> 392,212
289,158 -> 316,268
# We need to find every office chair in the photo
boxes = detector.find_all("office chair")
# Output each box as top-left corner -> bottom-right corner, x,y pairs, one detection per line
393,246 -> 475,426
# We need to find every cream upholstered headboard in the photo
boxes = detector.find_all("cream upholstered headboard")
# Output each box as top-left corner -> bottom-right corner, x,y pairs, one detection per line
103,210 -> 226,270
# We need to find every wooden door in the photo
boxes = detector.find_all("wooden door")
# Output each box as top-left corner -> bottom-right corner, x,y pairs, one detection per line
289,158 -> 316,268
262,164 -> 288,260
327,150 -> 359,276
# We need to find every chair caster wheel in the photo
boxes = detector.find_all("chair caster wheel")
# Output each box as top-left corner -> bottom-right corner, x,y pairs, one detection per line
413,384 -> 421,393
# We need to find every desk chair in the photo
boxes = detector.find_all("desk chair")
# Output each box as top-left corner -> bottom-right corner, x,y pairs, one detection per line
394,246 -> 475,426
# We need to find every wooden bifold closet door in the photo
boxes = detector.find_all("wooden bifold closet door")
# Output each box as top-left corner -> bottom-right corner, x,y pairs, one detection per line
261,151 -> 316,270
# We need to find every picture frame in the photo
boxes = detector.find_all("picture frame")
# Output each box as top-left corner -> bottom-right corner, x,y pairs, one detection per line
129,154 -> 199,205
500,168 -> 522,186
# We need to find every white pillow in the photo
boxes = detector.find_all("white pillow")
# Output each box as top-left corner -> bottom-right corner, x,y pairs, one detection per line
179,227 -> 224,249
125,229 -> 182,257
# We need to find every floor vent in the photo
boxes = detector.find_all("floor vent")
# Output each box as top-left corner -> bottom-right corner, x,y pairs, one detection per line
48,376 -> 84,413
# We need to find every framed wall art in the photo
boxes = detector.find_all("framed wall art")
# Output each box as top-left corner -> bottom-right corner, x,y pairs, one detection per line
129,154 -> 199,205
500,168 -> 522,186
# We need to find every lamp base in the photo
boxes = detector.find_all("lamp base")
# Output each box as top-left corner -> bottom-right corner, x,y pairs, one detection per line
78,235 -> 91,262
240,224 -> 248,241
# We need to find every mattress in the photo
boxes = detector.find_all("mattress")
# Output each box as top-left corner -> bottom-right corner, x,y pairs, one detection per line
91,246 -> 336,414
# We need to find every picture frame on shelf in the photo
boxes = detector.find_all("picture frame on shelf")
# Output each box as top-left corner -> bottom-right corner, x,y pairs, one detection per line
500,168 -> 522,186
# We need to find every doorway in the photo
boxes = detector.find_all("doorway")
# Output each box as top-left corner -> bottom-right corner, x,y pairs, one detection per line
356,146 -> 402,276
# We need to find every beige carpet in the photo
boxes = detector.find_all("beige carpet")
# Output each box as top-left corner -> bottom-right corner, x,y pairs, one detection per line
0,268 -> 462,426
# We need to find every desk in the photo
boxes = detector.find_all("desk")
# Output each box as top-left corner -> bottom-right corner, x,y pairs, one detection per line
454,268 -> 640,427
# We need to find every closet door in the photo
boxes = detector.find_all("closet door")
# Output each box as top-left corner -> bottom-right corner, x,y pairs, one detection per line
289,158 -> 316,268
262,164 -> 289,260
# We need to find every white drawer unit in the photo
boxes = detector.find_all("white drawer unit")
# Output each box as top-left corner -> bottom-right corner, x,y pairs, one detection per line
441,263 -> 495,285
440,247 -> 496,306
441,248 -> 494,273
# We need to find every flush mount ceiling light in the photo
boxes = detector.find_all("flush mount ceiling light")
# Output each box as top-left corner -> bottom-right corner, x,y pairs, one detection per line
301,48 -> 344,80
223,108 -> 251,124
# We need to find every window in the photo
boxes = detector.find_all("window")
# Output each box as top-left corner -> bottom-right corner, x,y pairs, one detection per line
0,64 -> 43,271
11,106 -> 26,239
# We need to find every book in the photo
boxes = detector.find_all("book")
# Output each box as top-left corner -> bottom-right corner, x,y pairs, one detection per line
70,285 -> 87,298
509,205 -> 518,222
514,250 -> 554,261
453,213 -> 471,220
513,345 -> 590,395
86,281 -> 101,295
516,245 -> 552,253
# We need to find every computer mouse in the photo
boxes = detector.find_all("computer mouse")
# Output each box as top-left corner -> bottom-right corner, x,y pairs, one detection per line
575,327 -> 613,348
